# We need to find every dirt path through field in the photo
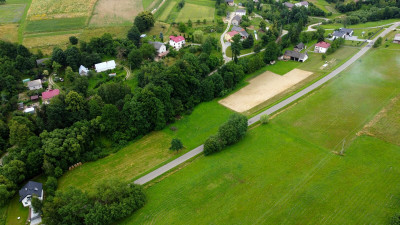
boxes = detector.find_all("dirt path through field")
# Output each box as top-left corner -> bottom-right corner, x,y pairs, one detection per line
219,69 -> 313,112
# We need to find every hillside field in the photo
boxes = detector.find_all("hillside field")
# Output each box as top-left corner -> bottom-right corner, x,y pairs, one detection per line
119,44 -> 400,224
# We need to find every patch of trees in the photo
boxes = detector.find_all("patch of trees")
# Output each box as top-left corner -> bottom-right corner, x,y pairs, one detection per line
134,11 -> 155,32
339,7 -> 400,26
326,38 -> 344,54
204,113 -> 248,155
177,0 -> 185,10
373,37 -> 382,48
42,179 -> 145,225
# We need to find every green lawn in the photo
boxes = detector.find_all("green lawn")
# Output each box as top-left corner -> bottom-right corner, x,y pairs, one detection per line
5,195 -> 28,225
158,0 -> 176,21
267,60 -> 301,75
119,44 -> 400,225
175,3 -> 215,22
275,48 -> 400,151
25,17 -> 86,33
0,4 -> 26,23
321,18 -> 399,29
58,100 -> 234,193
121,123 -> 400,224
225,46 -> 253,57
298,46 -> 360,72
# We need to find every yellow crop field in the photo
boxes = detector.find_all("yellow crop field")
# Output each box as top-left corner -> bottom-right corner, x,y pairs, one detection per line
27,0 -> 97,20
0,24 -> 18,42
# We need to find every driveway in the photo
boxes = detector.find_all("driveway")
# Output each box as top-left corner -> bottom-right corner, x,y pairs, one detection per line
220,15 -> 233,62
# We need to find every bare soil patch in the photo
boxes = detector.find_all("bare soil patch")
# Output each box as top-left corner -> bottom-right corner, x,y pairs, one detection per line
219,69 -> 313,112
89,0 -> 143,27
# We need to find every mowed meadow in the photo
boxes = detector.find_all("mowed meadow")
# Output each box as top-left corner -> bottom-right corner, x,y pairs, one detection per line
118,46 -> 400,224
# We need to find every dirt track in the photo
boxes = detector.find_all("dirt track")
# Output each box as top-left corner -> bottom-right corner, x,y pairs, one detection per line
219,69 -> 313,112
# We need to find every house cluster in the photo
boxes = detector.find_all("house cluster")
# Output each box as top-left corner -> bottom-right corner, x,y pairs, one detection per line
225,10 -> 249,42
284,1 -> 309,9
19,181 -> 44,224
21,79 -> 61,114
283,42 -> 308,62
331,28 -> 353,40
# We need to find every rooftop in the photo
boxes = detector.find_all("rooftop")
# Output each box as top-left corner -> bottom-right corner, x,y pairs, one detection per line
149,41 -> 165,50
27,79 -> 41,88
316,41 -> 331,48
236,9 -> 246,13
227,31 -> 239,37
42,89 -> 60,100
19,181 -> 42,202
284,50 -> 307,59
170,36 -> 185,42
232,15 -> 242,21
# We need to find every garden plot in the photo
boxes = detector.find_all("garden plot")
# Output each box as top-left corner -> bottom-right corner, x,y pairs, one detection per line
219,69 -> 313,112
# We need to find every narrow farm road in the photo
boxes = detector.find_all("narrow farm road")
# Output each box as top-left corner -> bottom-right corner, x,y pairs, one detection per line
221,16 -> 233,62
133,21 -> 400,186
123,65 -> 131,80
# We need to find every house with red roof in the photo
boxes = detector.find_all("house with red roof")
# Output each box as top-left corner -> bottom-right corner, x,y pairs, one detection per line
42,89 -> 60,103
169,36 -> 186,50
314,41 -> 331,53
225,31 -> 239,42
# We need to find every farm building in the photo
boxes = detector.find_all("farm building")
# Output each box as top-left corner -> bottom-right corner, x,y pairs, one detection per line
393,34 -> 400,44
225,31 -> 239,42
332,28 -> 353,40
294,42 -> 305,52
23,107 -> 35,114
169,36 -> 186,50
149,41 -> 168,57
235,9 -> 246,16
42,89 -> 60,103
226,0 -> 234,6
27,79 -> 42,90
79,65 -> 89,76
232,15 -> 241,26
295,1 -> 309,7
95,60 -> 116,73
314,41 -> 331,53
19,181 -> 43,207
283,50 -> 308,62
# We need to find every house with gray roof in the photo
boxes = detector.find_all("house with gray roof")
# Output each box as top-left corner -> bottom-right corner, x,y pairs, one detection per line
231,26 -> 249,39
332,28 -> 353,39
232,15 -> 242,26
284,2 -> 294,8
235,9 -> 246,16
27,79 -> 42,91
36,58 -> 50,67
283,50 -> 308,62
19,181 -> 43,207
294,42 -> 305,52
226,0 -> 234,6
149,41 -> 168,57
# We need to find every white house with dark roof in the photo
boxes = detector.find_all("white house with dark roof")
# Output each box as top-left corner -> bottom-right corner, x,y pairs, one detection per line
19,181 -> 43,207
332,28 -> 353,40
235,9 -> 246,16
149,41 -> 168,57
27,79 -> 42,91
283,50 -> 308,62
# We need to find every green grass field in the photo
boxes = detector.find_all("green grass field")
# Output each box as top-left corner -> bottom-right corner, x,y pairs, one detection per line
158,0 -> 176,21
119,43 -> 400,225
0,4 -> 26,23
58,101 -> 234,193
25,17 -> 86,33
321,18 -> 399,29
4,195 -> 28,225
175,3 -> 215,22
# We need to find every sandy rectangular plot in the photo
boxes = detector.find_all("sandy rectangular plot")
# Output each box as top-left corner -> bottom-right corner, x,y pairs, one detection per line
219,69 -> 313,112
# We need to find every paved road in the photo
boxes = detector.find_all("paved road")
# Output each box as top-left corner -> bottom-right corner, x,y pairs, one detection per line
220,16 -> 233,62
133,22 -> 399,186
